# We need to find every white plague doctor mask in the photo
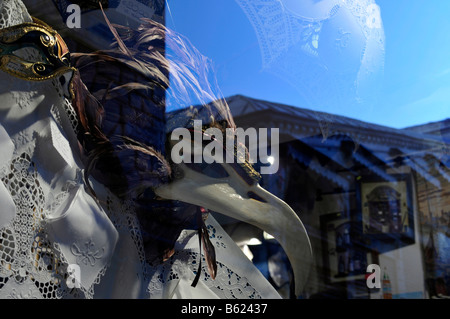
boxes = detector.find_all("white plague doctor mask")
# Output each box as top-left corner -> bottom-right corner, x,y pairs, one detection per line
156,123 -> 313,296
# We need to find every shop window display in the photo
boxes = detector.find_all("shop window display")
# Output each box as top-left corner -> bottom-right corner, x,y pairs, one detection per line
0,0 -> 448,301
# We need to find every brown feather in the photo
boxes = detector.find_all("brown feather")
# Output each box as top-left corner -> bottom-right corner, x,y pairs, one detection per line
71,14 -> 228,273
99,2 -> 133,59
201,224 -> 217,280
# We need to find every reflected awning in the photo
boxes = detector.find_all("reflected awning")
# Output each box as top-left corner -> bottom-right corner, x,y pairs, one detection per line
287,143 -> 350,190
301,134 -> 397,182
352,151 -> 396,182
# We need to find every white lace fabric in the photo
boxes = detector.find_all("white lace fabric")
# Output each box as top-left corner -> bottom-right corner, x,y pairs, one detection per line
0,0 -> 32,28
0,0 -> 281,299
146,216 -> 280,299
0,75 -> 83,298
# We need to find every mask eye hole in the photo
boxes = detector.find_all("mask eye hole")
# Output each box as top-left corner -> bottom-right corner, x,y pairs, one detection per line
40,34 -> 52,46
247,191 -> 267,203
60,54 -> 70,66
185,162 -> 229,179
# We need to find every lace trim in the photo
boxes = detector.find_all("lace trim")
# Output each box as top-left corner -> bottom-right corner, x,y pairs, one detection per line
0,153 -> 86,299
0,141 -> 272,299
147,225 -> 262,299
0,0 -> 32,29
148,249 -> 262,299
95,188 -> 265,299
103,194 -> 151,281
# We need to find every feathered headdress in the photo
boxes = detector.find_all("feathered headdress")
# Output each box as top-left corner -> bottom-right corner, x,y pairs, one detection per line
70,10 -> 232,277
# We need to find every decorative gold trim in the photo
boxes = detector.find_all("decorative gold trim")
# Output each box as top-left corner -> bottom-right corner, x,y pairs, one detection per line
0,16 -> 75,88
0,55 -> 75,82
0,19 -> 56,45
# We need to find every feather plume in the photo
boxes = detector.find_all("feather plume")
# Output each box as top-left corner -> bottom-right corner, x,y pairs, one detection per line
71,11 -> 227,274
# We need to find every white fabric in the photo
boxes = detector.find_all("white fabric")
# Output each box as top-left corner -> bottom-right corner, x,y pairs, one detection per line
0,0 -> 32,28
0,0 -> 281,299
90,178 -> 281,299
146,216 -> 281,299
0,65 -> 115,298
45,185 -> 119,291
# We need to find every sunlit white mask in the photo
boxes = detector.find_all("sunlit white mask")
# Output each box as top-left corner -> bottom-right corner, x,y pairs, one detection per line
155,132 -> 313,296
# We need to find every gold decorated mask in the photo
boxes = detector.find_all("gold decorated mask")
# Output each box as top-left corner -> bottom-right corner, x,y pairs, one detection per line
0,17 -> 75,90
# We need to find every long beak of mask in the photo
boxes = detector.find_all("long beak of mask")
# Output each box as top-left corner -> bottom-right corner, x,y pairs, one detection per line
155,135 -> 313,297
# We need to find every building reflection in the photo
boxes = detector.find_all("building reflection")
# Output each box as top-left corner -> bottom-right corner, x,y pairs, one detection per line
214,94 -> 450,299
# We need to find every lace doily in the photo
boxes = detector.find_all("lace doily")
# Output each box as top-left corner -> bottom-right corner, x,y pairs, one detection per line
0,0 -> 32,29
0,69 -> 115,299
90,182 -> 280,299
146,217 -> 280,299
235,0 -> 385,138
